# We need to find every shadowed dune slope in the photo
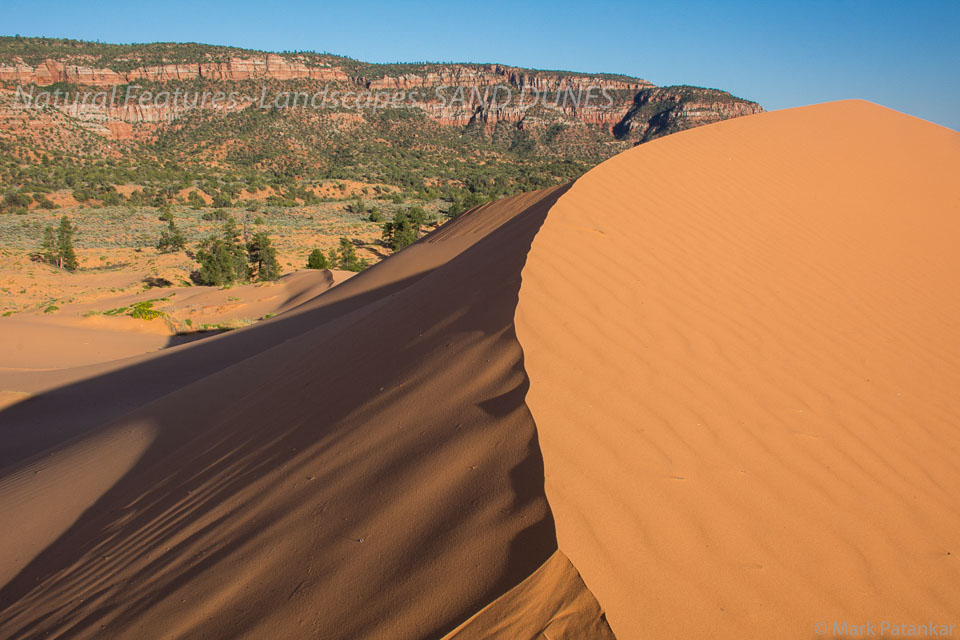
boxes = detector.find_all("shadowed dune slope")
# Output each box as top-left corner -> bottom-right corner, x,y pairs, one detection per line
0,186 -> 614,638
516,100 -> 960,638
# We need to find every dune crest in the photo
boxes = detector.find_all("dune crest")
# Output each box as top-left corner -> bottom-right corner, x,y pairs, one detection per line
0,186 -> 614,638
516,100 -> 960,638
3,99 -> 957,639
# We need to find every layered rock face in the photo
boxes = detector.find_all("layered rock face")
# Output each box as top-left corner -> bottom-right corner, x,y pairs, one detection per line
0,55 -> 349,86
613,86 -> 764,141
0,50 -> 761,142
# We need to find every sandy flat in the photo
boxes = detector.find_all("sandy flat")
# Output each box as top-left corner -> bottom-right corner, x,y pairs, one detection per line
516,100 -> 960,638
0,269 -> 351,371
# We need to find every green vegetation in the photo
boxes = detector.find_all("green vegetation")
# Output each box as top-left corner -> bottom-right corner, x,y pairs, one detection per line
101,299 -> 167,320
0,36 -> 759,280
381,206 -> 433,252
193,219 -> 283,285
193,218 -> 250,286
0,38 -> 636,216
37,215 -> 78,270
2,191 -> 33,214
156,218 -> 186,253
246,231 -> 281,281
306,248 -> 330,270
129,300 -> 165,320
335,237 -> 368,272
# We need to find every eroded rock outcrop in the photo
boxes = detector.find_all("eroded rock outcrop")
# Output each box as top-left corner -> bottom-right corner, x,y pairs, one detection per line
0,52 -> 761,141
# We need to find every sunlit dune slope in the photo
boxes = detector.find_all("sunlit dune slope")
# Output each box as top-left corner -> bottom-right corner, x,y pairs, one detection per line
516,100 -> 960,638
0,187 -> 613,638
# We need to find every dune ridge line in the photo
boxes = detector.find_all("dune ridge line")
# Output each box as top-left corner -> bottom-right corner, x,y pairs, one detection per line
515,99 -> 960,639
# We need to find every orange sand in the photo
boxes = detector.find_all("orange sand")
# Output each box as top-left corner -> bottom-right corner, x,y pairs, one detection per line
0,187 -> 609,638
1,100 -> 957,639
516,100 -> 960,638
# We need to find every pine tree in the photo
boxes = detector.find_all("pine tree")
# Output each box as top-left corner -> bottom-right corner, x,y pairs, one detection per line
157,218 -> 186,253
306,248 -> 329,269
56,215 -> 78,271
40,225 -> 58,265
193,218 -> 249,286
381,221 -> 395,247
408,206 -> 426,234
247,231 -> 281,281
336,237 -> 368,272
388,211 -> 417,252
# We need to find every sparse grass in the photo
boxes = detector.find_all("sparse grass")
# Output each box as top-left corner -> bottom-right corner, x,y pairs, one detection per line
102,298 -> 168,320
129,301 -> 165,320
176,317 -> 255,335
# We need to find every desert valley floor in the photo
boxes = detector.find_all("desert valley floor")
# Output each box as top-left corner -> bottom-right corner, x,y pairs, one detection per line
1,100 -> 959,639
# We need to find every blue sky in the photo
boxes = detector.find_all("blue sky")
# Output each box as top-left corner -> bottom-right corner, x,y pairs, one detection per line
3,0 -> 958,129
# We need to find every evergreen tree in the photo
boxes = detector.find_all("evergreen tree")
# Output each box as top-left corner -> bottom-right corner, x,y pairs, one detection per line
381,220 -> 395,247
336,237 -> 368,272
56,215 -> 78,271
193,218 -> 248,286
407,206 -> 427,234
386,210 -> 418,252
307,248 -> 329,269
222,216 -> 244,246
247,231 -> 281,281
157,218 -> 186,253
40,225 -> 58,265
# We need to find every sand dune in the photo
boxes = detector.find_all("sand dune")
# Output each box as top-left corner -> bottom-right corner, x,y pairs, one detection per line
0,187 -> 611,638
0,269 -> 349,371
1,99 -> 957,639
516,100 -> 960,638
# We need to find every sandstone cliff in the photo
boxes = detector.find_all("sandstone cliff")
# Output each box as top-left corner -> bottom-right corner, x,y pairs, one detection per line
0,44 -> 760,142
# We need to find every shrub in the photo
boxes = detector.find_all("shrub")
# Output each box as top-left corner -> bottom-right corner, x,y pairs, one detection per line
129,300 -> 165,320
211,193 -> 233,208
1,191 -> 32,212
306,248 -> 329,270
345,196 -> 366,214
35,194 -> 57,210
187,190 -> 206,210
201,208 -> 230,221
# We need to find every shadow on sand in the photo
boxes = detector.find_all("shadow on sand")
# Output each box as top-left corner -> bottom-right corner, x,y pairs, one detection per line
0,186 -> 568,639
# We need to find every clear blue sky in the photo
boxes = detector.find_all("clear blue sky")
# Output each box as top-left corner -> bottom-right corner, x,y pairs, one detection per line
3,0 -> 958,130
